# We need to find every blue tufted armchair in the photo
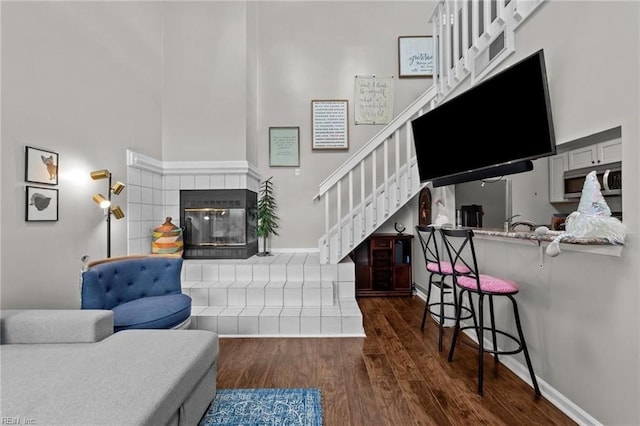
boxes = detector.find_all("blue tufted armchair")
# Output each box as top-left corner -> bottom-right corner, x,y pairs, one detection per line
81,255 -> 191,332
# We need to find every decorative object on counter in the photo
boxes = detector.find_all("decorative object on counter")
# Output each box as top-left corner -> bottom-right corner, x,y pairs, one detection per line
418,187 -> 432,226
257,176 -> 279,256
551,213 -> 568,231
534,226 -> 550,236
433,198 -> 449,226
394,222 -> 406,235
546,171 -> 626,257
152,217 -> 184,256
90,169 -> 126,258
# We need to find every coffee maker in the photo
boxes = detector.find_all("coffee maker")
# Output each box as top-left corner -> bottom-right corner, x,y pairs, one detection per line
459,204 -> 484,228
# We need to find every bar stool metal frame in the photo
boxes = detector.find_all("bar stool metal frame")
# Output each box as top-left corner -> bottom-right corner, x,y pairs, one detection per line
440,227 -> 541,398
415,225 -> 475,352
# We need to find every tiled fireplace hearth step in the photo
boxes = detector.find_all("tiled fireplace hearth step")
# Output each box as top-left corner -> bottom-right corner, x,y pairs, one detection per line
183,280 -> 337,307
190,299 -> 363,336
181,253 -> 365,337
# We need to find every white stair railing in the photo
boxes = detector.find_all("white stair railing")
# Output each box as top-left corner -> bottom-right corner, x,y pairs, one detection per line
313,88 -> 436,264
314,0 -> 547,265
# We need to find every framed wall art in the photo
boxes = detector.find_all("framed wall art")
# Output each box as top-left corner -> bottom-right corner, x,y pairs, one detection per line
26,186 -> 58,222
25,146 -> 58,185
398,36 -> 435,78
311,100 -> 349,150
269,127 -> 300,167
354,75 -> 395,125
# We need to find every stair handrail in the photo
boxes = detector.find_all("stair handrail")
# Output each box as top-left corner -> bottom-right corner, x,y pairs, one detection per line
313,85 -> 437,201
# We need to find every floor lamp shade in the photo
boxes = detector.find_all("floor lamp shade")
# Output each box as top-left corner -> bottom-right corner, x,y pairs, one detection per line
92,193 -> 111,208
90,169 -> 110,180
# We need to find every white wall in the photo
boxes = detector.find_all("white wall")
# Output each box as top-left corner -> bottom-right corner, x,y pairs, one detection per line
0,1 -> 433,306
162,1 -> 248,162
1,1 -> 163,308
412,1 -> 640,424
254,1 -> 435,248
515,2 -> 639,423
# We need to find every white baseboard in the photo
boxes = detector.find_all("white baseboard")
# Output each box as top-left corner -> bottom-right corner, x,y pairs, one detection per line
268,248 -> 320,254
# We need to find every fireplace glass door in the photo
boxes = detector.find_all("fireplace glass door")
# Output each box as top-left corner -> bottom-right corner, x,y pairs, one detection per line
185,208 -> 248,246
180,189 -> 258,259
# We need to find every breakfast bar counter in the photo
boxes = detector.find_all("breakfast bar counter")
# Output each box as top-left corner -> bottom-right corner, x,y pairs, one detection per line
467,227 -> 624,257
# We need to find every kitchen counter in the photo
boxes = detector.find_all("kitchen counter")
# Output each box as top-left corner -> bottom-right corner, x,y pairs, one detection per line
470,227 -> 619,245
465,227 -> 624,257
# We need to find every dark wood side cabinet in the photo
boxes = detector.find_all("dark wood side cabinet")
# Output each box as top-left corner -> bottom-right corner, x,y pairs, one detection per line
352,233 -> 413,297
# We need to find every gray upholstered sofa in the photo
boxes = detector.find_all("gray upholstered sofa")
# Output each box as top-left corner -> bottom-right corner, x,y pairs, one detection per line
0,309 -> 218,426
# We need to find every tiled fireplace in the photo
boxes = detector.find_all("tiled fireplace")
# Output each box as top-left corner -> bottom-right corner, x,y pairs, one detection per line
125,150 -> 261,255
124,150 -> 364,337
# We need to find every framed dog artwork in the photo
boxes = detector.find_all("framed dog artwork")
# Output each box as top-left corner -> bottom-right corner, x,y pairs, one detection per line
25,146 -> 58,186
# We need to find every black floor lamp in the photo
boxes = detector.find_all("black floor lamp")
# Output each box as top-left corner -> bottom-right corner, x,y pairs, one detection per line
90,169 -> 125,258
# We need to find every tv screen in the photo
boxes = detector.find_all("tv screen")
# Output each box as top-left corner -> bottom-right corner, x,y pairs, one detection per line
411,49 -> 556,185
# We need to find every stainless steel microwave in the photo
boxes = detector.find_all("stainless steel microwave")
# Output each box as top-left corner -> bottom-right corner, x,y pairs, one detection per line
563,162 -> 621,198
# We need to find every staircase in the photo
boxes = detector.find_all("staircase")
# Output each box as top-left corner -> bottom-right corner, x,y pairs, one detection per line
184,0 -> 548,336
315,0 -> 547,265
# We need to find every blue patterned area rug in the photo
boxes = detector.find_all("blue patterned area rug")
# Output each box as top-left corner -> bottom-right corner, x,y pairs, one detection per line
199,388 -> 323,426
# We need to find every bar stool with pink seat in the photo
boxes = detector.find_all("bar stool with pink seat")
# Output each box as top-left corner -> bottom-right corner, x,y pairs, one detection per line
440,227 -> 541,398
415,225 -> 475,352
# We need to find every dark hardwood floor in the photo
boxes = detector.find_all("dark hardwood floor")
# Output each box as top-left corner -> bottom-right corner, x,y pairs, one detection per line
216,296 -> 576,425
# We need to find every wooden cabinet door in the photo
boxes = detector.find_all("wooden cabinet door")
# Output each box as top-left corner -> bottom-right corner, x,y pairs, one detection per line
393,265 -> 412,290
355,264 -> 372,291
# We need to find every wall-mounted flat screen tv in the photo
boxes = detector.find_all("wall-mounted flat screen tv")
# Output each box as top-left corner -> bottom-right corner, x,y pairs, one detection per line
411,49 -> 556,187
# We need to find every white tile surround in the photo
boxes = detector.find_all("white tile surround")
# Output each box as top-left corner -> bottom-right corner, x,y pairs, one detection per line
126,149 -> 260,254
125,150 -> 364,337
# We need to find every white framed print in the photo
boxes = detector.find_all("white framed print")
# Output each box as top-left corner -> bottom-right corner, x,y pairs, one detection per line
398,36 -> 435,78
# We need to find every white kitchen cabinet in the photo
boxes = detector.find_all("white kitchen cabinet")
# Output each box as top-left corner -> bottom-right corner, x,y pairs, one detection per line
568,139 -> 621,170
549,152 -> 569,203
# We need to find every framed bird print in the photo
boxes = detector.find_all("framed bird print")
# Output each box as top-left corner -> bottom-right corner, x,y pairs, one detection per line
26,186 -> 58,222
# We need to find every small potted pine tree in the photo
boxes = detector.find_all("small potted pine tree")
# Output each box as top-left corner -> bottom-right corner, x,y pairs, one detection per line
256,176 -> 279,256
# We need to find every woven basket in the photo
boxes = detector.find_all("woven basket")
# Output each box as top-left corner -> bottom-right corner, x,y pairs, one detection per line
152,217 -> 184,256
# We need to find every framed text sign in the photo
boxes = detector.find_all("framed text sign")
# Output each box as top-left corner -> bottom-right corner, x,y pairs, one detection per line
269,127 -> 300,167
311,100 -> 349,150
398,35 -> 435,78
354,75 -> 395,125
